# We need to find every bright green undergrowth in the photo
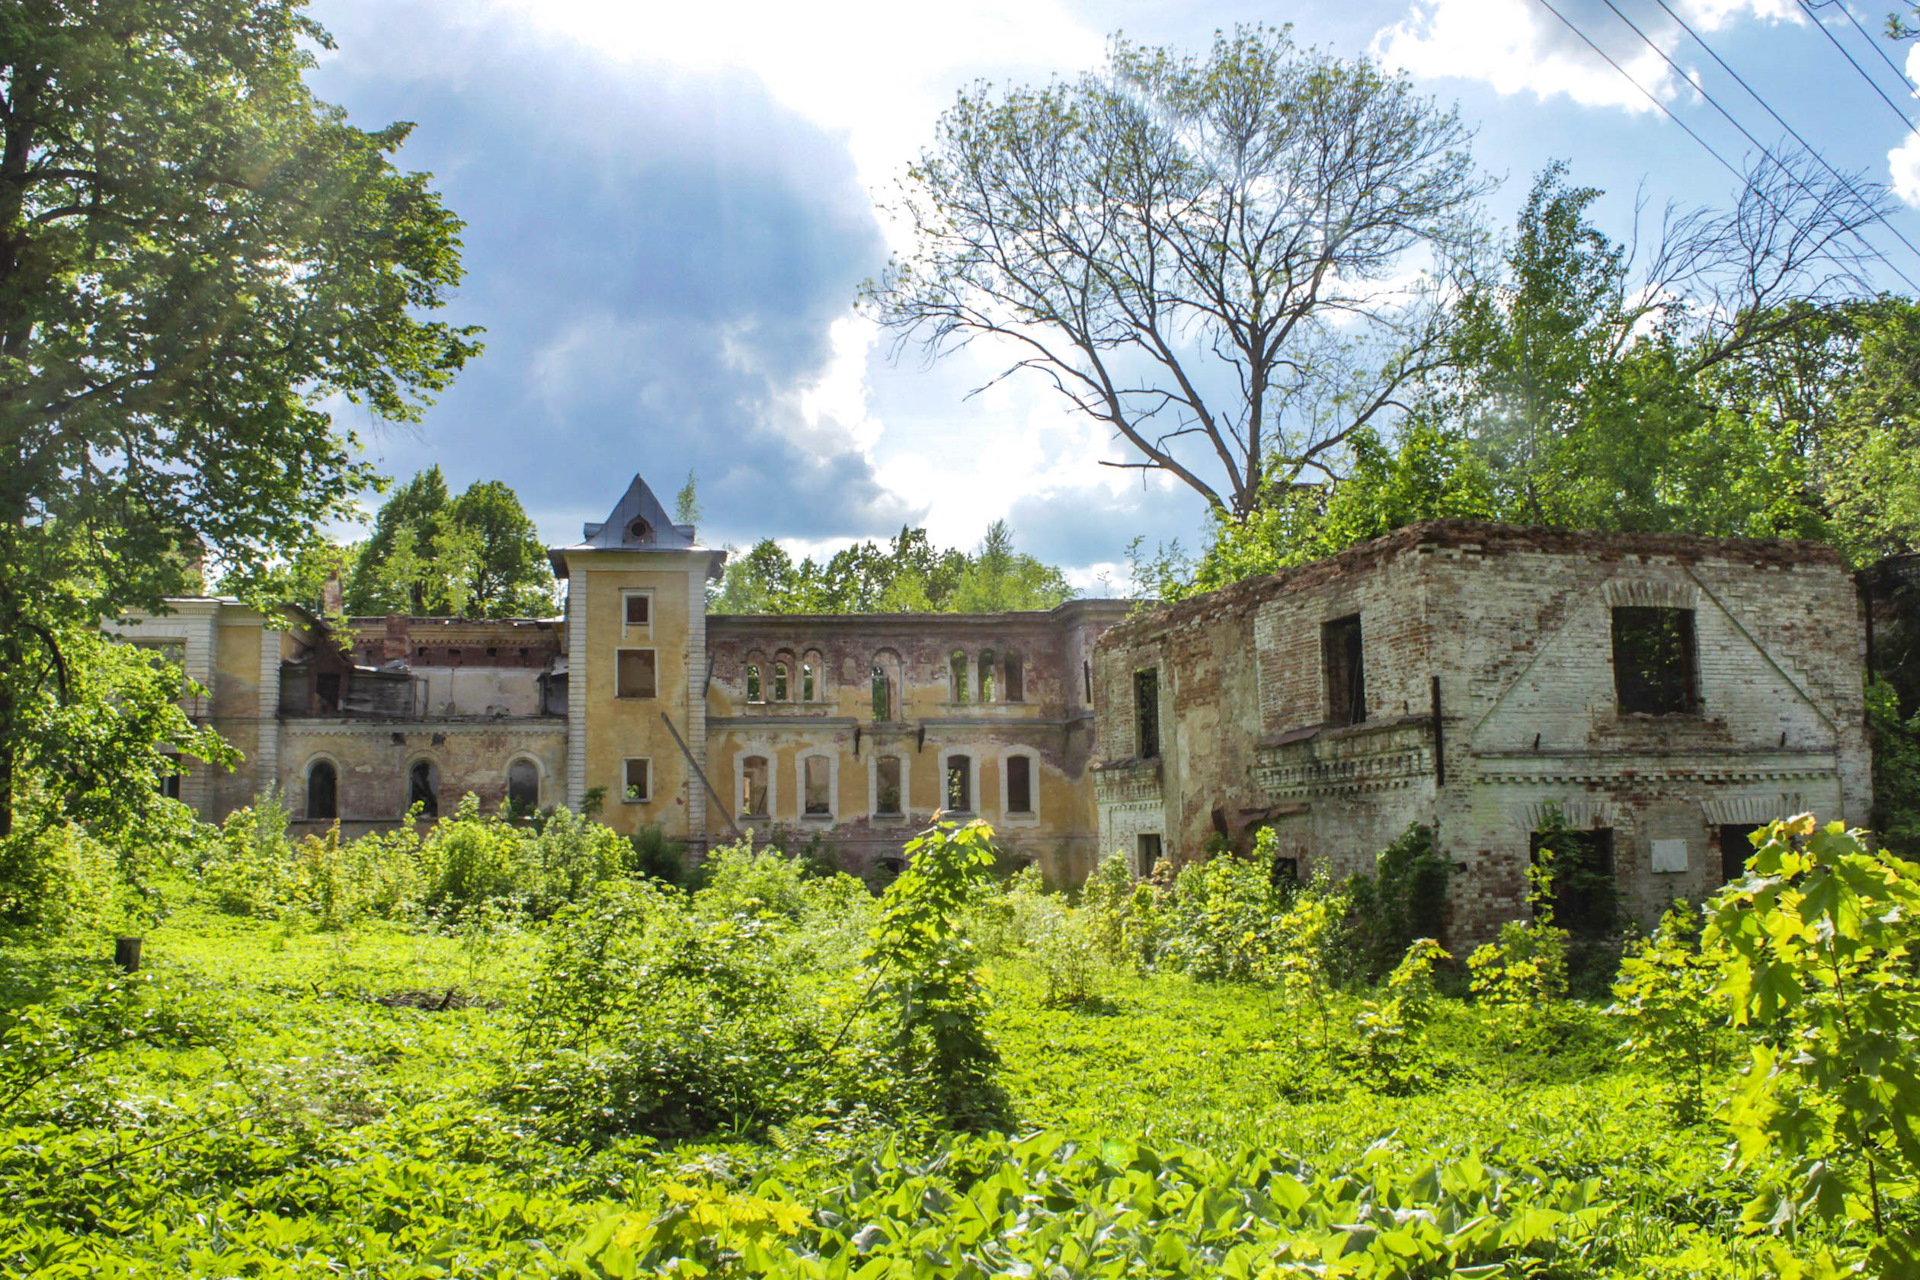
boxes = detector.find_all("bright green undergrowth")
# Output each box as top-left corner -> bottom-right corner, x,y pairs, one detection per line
0,818 -> 1910,1278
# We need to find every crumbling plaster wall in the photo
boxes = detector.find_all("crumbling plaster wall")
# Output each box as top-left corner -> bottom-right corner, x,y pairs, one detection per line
702,603 -> 1125,883
281,721 -> 566,839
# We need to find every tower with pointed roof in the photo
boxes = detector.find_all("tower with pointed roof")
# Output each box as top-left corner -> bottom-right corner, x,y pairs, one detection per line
550,474 -> 726,839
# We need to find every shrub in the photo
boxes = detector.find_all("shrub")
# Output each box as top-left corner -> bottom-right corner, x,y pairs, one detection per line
695,838 -> 814,922
418,796 -> 522,916
1706,816 -> 1920,1269
0,821 -> 115,933
1158,853 -> 1287,983
1341,822 -> 1449,983
526,806 -> 632,915
1080,847 -> 1135,964
1610,901 -> 1733,1125
198,799 -> 297,917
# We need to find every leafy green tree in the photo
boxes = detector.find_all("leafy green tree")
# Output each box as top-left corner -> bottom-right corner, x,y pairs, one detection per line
946,520 -> 1073,612
348,469 -> 553,617
1707,816 -> 1920,1268
713,523 -> 1065,614
0,0 -> 478,839
673,470 -> 701,528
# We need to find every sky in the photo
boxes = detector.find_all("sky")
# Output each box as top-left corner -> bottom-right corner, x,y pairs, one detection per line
304,0 -> 1920,590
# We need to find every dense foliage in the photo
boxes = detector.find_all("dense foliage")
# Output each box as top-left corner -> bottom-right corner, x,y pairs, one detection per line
0,0 -> 477,844
2,808 -> 1915,1275
713,519 -> 1073,614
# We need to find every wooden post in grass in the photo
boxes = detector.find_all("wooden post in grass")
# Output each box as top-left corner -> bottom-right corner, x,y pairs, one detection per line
114,937 -> 143,973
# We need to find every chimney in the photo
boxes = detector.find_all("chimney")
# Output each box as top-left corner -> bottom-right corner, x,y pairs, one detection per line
321,564 -> 344,617
383,612 -> 410,663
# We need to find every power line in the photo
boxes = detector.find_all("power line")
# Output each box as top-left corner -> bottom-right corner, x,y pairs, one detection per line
1529,0 -> 1751,187
1644,0 -> 1920,286
1795,0 -> 1920,132
1817,0 -> 1917,93
1574,0 -> 1920,291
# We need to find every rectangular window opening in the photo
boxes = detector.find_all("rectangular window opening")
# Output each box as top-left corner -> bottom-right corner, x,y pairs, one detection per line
741,756 -> 769,817
623,758 -> 651,803
1005,653 -> 1024,702
1323,615 -> 1365,727
1006,755 -> 1032,814
624,593 -> 651,627
1133,668 -> 1160,759
946,755 -> 972,812
616,649 -> 657,699
876,756 -> 902,816
804,756 -> 831,816
1613,606 -> 1700,715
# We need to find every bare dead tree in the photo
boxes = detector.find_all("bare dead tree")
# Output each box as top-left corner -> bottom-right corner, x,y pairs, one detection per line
863,26 -> 1492,518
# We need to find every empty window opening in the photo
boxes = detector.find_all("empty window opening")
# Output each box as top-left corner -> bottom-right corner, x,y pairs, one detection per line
804,756 -> 831,816
1136,832 -> 1163,877
875,756 -> 903,816
158,756 -> 183,801
1004,652 -> 1024,702
507,759 -> 540,812
802,662 -> 816,702
870,665 -> 890,721
979,649 -> 996,702
876,855 -> 907,879
1083,658 -> 1092,704
1134,668 -> 1160,759
950,650 -> 969,703
741,756 -> 770,817
306,760 -> 337,821
1613,607 -> 1700,715
946,754 -> 972,812
409,760 -> 440,819
773,662 -> 790,702
1529,827 -> 1616,935
315,672 -> 341,712
628,517 -> 653,542
623,758 -> 652,803
616,649 -> 657,699
624,593 -> 651,626
1323,615 -> 1366,727
1719,823 -> 1764,883
745,663 -> 763,703
1006,755 -> 1033,814
1270,854 -> 1299,886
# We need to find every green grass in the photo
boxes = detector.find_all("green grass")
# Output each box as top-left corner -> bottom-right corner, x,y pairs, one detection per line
0,900 -> 1851,1277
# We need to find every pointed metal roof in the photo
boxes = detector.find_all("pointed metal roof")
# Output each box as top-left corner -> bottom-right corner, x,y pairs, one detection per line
549,473 -> 725,579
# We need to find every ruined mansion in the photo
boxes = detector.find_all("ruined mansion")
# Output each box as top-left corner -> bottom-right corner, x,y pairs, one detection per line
120,473 -> 1874,942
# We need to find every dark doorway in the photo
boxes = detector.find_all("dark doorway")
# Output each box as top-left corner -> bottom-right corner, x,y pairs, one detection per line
1136,832 -> 1163,877
1529,826 -> 1616,935
1323,615 -> 1366,726
1719,823 -> 1764,883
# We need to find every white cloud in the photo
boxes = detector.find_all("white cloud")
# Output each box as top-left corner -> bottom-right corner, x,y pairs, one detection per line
1373,0 -> 1798,112
1889,130 -> 1920,207
493,0 -> 1104,195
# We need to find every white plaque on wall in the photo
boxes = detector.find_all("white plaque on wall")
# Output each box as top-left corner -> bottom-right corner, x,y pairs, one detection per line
1651,838 -> 1688,874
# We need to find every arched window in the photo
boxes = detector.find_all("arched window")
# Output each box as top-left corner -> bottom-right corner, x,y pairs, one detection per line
306,760 -> 337,821
950,650 -> 969,703
507,758 -> 540,812
745,663 -> 763,703
1003,651 -> 1024,702
870,649 -> 901,722
802,661 -> 816,702
773,661 -> 790,702
979,648 -> 996,702
801,649 -> 824,702
408,759 -> 440,819
741,755 -> 770,817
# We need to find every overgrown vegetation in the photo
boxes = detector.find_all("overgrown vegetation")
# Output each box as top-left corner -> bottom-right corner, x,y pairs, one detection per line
5,806 -> 1911,1275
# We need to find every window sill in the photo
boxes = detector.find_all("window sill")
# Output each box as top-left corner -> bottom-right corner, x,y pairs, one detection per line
871,811 -> 907,824
615,695 -> 659,701
801,812 -> 835,822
